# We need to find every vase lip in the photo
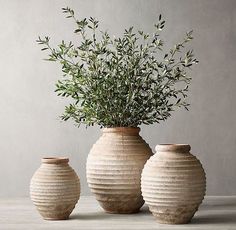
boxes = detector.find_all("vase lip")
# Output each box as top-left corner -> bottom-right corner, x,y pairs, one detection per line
155,144 -> 191,153
41,157 -> 69,164
103,127 -> 140,134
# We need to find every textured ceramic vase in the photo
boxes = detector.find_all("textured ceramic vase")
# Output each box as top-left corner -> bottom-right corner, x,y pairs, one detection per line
30,157 -> 80,220
86,127 -> 152,214
141,144 -> 206,224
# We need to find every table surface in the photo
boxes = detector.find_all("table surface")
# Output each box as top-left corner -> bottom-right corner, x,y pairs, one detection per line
0,196 -> 236,230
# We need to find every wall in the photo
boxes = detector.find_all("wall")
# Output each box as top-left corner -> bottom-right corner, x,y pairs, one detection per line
0,0 -> 236,197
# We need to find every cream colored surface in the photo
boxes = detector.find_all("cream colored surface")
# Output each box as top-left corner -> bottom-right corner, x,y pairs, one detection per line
86,127 -> 152,213
141,144 -> 206,224
0,196 -> 236,230
30,157 -> 80,220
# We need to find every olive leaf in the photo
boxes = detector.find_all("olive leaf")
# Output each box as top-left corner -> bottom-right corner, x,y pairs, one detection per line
37,7 -> 198,128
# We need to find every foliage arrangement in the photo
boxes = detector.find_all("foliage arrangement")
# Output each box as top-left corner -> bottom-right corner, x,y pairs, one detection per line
37,7 -> 198,127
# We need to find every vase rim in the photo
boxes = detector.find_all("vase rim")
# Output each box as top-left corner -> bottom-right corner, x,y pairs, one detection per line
42,157 -> 69,164
156,144 -> 191,152
103,127 -> 140,134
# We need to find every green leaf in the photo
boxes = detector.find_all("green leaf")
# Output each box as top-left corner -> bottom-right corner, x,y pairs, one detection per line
37,7 -> 197,127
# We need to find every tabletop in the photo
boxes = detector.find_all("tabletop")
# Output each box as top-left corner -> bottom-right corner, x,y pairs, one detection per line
0,196 -> 236,230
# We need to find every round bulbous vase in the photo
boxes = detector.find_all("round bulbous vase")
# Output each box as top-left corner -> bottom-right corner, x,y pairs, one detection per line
30,157 -> 80,220
141,144 -> 206,224
86,127 -> 153,214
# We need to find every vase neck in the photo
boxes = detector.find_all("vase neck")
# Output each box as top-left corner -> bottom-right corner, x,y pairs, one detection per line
155,144 -> 190,153
41,157 -> 69,164
102,127 -> 140,136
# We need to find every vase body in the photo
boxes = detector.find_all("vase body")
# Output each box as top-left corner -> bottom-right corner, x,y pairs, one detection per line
30,157 -> 80,220
141,144 -> 206,224
86,127 -> 152,214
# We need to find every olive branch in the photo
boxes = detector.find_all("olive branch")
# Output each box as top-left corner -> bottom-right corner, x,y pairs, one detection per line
37,7 -> 198,127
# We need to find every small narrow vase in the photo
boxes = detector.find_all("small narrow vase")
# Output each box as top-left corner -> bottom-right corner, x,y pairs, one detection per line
86,127 -> 153,214
30,157 -> 80,220
141,144 -> 206,224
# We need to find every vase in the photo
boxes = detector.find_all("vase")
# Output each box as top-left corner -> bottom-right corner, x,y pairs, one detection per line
86,127 -> 152,214
30,157 -> 80,220
141,144 -> 206,224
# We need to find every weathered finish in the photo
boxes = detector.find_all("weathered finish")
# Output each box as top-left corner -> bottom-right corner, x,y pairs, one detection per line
30,157 -> 80,220
141,144 -> 206,224
1,196 -> 236,230
86,127 -> 153,214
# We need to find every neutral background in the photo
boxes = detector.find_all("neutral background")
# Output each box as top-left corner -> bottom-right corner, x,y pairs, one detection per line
0,0 -> 235,197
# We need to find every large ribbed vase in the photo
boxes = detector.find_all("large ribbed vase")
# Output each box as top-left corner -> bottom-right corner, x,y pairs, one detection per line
141,144 -> 206,224
30,157 -> 80,220
86,127 -> 152,214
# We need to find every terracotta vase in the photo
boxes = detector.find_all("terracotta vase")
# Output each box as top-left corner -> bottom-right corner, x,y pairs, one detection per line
30,157 -> 80,220
141,144 -> 206,224
86,127 -> 152,214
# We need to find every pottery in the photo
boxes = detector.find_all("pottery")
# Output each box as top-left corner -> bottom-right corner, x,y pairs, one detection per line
30,157 -> 80,220
86,127 -> 152,214
141,144 -> 206,224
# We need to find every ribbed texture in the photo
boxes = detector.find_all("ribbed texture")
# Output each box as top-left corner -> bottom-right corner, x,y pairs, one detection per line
30,159 -> 80,220
141,144 -> 206,224
86,127 -> 153,214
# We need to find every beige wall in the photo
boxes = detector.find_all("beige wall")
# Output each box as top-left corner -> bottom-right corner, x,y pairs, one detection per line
0,0 -> 236,197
